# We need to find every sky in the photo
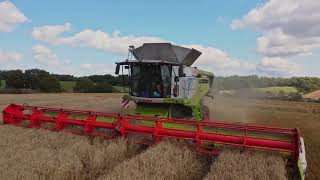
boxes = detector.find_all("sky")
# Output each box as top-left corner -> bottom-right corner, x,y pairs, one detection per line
0,0 -> 320,77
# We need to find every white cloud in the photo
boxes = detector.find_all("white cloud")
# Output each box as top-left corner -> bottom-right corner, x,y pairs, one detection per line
0,49 -> 23,70
63,59 -> 71,65
80,63 -> 95,70
0,1 -> 28,32
187,44 -> 256,75
0,49 -> 22,62
32,23 -> 71,45
32,24 -> 165,55
230,19 -> 243,30
231,0 -> 320,57
31,45 -> 83,75
256,29 -> 320,57
32,23 -> 259,76
32,44 -> 61,66
256,57 -> 299,77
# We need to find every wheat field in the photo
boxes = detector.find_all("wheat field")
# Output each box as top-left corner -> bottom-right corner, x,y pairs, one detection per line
0,125 -> 287,180
99,141 -> 209,180
0,125 -> 139,180
204,150 -> 287,180
1,93 -> 318,179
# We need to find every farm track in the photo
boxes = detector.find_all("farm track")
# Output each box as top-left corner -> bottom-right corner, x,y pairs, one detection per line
0,93 -> 319,179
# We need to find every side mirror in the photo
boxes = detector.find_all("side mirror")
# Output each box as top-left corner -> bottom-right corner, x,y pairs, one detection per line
178,66 -> 184,77
115,64 -> 120,75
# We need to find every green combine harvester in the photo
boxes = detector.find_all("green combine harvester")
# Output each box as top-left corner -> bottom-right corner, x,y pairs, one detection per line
116,43 -> 214,121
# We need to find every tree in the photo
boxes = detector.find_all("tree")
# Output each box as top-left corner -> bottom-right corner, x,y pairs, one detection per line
5,70 -> 25,89
0,70 -> 7,80
24,69 -> 50,89
74,78 -> 95,93
53,74 -> 77,81
38,74 -> 61,92
114,75 -> 129,86
84,74 -> 129,86
87,74 -> 114,83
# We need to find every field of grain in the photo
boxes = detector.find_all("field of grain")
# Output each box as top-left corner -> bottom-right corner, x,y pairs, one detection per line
99,141 -> 209,180
219,86 -> 298,97
0,125 -> 139,180
0,93 -> 319,179
207,96 -> 320,180
204,150 -> 287,180
254,86 -> 298,95
304,90 -> 320,100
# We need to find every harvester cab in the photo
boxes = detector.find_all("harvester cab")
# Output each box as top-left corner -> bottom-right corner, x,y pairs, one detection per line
115,43 -> 214,120
3,43 -> 307,179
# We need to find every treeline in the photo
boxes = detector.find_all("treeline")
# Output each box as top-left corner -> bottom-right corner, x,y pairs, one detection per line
0,69 -> 128,93
0,69 -> 61,93
51,74 -> 129,86
1,69 -> 320,94
53,74 -> 129,93
215,75 -> 320,93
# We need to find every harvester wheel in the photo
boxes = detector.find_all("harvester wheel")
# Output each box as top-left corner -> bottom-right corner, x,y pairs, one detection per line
288,166 -> 303,180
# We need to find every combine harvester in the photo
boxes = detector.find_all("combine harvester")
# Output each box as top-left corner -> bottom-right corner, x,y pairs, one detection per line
3,43 -> 307,179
